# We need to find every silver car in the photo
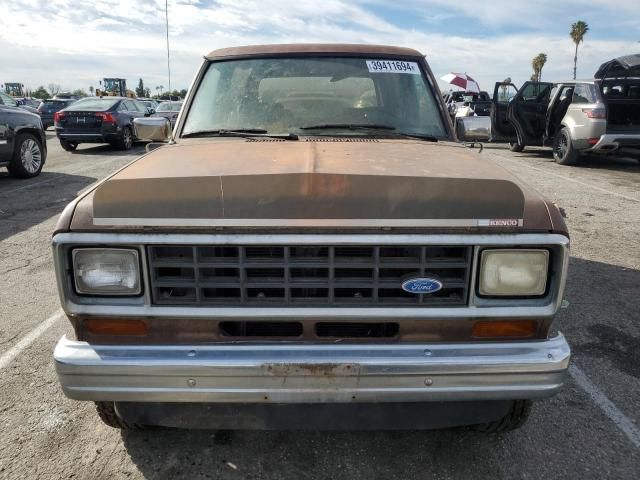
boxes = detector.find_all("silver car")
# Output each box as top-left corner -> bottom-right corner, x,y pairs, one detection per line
489,54 -> 640,165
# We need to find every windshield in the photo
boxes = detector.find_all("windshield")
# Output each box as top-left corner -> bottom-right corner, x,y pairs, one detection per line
65,98 -> 118,111
157,102 -> 182,112
183,57 -> 446,137
0,93 -> 17,107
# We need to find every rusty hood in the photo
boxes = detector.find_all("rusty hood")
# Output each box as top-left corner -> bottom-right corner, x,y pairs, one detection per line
65,139 -> 562,233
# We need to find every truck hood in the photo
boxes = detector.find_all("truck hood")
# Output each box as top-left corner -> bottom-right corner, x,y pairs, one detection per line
64,139 -> 562,233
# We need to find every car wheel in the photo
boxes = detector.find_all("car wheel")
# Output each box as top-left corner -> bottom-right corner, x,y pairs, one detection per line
509,142 -> 525,153
117,126 -> 134,150
59,139 -> 78,152
553,127 -> 580,165
7,133 -> 45,178
474,400 -> 532,433
94,402 -> 145,430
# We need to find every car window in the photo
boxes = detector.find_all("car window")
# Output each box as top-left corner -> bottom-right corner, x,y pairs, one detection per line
0,92 -> 17,107
520,83 -> 552,103
572,84 -> 597,104
66,98 -> 118,111
496,84 -> 517,104
157,102 -> 182,112
130,100 -> 145,112
183,57 -> 447,137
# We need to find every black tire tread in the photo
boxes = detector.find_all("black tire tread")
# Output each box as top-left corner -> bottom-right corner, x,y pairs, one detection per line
59,139 -> 78,151
94,401 -> 143,430
553,127 -> 579,165
509,142 -> 525,153
474,400 -> 532,433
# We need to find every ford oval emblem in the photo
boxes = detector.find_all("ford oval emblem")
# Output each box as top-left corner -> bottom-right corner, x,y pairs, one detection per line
401,277 -> 443,294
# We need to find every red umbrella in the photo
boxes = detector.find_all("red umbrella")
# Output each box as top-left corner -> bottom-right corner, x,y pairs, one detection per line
440,73 -> 480,93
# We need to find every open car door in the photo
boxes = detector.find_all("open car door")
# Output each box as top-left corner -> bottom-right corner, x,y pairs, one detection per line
490,82 -> 518,141
508,81 -> 554,146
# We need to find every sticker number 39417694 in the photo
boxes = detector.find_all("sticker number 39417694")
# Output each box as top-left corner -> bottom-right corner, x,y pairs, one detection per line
366,60 -> 421,74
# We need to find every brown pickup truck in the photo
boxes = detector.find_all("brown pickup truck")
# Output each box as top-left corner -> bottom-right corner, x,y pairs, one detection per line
52,44 -> 570,432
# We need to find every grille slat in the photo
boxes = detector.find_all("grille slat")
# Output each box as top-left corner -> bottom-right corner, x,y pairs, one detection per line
149,245 -> 471,307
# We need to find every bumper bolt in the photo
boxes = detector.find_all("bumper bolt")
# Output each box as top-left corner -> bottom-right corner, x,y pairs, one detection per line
187,378 -> 197,388
187,350 -> 196,357
423,349 -> 432,356
424,378 -> 433,386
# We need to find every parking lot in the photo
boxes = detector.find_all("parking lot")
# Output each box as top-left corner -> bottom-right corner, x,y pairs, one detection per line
0,133 -> 638,479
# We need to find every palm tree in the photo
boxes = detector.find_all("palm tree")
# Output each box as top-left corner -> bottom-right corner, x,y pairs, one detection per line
531,53 -> 548,82
570,21 -> 589,80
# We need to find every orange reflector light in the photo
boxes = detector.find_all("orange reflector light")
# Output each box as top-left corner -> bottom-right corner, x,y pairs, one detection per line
84,319 -> 147,336
472,320 -> 537,339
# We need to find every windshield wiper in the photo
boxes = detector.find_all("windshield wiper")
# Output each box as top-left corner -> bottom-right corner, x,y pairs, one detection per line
182,128 -> 298,140
299,123 -> 396,131
393,132 -> 439,142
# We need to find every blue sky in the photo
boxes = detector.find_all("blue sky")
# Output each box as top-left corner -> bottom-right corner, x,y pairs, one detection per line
1,0 -> 638,94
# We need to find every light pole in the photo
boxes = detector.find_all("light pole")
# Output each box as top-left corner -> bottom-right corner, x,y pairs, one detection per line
165,0 -> 171,98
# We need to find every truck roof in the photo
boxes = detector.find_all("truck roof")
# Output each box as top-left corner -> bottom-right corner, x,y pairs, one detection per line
206,43 -> 424,60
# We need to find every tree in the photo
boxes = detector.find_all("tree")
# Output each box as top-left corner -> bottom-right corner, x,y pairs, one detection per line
179,89 -> 187,98
32,86 -> 50,100
89,86 -> 94,96
72,89 -> 88,98
47,83 -> 61,96
136,78 -> 145,97
144,87 -> 151,97
531,53 -> 548,82
570,21 -> 589,80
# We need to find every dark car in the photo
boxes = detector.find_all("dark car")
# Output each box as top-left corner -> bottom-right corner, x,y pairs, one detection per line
0,104 -> 47,178
153,101 -> 182,127
55,97 -> 150,151
38,99 -> 76,129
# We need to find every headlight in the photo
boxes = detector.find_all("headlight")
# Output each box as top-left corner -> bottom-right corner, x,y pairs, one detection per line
73,248 -> 141,295
479,249 -> 549,297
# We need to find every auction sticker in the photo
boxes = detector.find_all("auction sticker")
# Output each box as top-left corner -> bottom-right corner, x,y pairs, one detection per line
366,60 -> 420,74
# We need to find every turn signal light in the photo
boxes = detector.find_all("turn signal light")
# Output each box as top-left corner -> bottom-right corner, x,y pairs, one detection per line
472,320 -> 538,339
84,318 -> 147,336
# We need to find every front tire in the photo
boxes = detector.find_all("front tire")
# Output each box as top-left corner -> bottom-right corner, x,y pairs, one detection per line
474,400 -> 532,433
116,126 -> 134,150
59,139 -> 78,151
95,402 -> 144,430
7,133 -> 45,178
553,127 -> 580,165
509,141 -> 525,152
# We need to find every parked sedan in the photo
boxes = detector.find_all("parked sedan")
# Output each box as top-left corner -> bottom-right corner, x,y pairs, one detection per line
55,97 -> 150,151
0,104 -> 47,178
37,99 -> 76,129
153,101 -> 182,127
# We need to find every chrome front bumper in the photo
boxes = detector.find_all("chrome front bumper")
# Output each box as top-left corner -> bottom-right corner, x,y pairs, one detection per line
54,334 -> 570,403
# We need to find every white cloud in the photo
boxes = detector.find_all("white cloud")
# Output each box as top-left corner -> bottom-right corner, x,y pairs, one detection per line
0,0 -> 638,93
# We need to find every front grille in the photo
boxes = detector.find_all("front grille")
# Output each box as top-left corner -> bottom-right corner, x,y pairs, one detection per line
147,245 -> 471,307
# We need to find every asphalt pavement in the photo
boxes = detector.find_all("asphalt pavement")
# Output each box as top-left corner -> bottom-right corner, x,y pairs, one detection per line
0,133 -> 638,479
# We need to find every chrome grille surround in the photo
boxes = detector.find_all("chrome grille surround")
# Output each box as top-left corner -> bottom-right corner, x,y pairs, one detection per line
147,245 -> 471,307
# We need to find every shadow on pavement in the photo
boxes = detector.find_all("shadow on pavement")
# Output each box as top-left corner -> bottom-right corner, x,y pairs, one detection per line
0,171 -> 98,242
65,143 -> 147,156
560,257 -> 640,379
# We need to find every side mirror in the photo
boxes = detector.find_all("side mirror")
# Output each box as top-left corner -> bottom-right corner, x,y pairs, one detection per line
144,107 -> 155,116
456,116 -> 490,142
134,117 -> 171,142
